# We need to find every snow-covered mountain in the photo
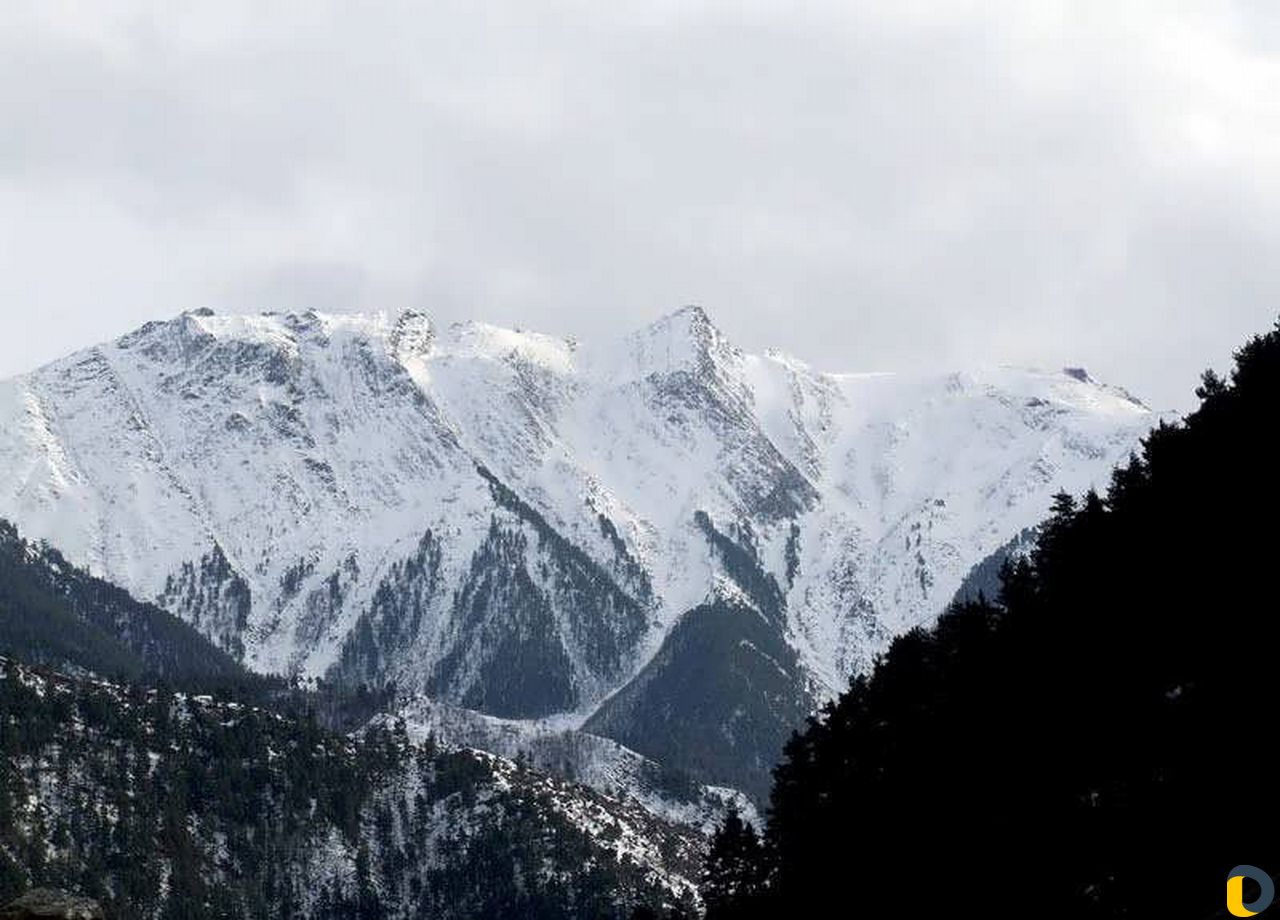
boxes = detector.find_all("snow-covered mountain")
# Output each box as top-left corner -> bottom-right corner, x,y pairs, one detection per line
0,306 -> 1159,796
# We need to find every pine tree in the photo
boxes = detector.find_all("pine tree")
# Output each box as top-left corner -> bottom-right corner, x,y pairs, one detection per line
701,810 -> 767,920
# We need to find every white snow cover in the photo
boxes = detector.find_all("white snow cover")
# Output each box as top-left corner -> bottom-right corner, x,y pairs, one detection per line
0,305 -> 1162,707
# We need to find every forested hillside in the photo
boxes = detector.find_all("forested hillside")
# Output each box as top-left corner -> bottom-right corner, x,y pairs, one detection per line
0,521 -> 250,687
0,657 -> 699,920
702,319 -> 1280,919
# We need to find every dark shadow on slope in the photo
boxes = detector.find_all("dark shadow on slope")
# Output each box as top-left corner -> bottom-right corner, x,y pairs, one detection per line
585,599 -> 813,804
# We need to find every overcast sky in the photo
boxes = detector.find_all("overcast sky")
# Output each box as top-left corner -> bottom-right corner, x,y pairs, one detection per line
2,2 -> 1278,410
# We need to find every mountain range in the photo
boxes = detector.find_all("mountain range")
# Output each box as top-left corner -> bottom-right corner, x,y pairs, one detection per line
0,306 -> 1159,800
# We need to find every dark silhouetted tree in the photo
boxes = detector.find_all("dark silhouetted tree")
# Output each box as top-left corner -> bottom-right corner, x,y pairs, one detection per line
704,318 -> 1280,919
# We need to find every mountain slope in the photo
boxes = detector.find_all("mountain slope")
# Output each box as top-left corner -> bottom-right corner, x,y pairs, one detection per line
381,696 -> 757,834
0,518 -> 250,687
584,597 -> 814,804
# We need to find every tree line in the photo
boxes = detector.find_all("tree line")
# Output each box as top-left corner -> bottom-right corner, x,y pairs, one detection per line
703,319 -> 1280,918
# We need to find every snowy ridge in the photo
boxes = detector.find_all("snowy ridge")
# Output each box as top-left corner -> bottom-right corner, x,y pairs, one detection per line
376,695 -> 758,834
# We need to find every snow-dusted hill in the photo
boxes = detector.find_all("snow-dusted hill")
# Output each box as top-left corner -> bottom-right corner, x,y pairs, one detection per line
0,305 -> 1160,795
0,655 -> 706,917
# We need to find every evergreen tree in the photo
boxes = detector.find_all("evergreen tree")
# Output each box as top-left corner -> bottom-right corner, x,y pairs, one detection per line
701,810 -> 768,920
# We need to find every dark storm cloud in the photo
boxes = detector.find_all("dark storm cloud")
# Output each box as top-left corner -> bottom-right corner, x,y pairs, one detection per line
2,1 -> 1278,409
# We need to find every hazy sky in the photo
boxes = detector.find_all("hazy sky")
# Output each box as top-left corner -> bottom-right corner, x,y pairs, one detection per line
3,1 -> 1279,410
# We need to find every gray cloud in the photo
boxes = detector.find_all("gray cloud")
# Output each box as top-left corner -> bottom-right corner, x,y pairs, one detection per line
2,1 -> 1278,410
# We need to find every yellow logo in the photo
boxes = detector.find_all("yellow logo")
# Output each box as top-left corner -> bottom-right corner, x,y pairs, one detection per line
1228,866 -> 1275,917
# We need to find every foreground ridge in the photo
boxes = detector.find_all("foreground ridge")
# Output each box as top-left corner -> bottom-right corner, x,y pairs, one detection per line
0,654 -> 700,919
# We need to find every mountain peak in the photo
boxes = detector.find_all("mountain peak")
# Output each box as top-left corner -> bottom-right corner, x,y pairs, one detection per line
670,302 -> 710,325
618,304 -> 739,381
648,303 -> 714,338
